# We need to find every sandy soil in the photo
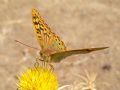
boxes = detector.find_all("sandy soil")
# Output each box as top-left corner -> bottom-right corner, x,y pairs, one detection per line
0,0 -> 120,90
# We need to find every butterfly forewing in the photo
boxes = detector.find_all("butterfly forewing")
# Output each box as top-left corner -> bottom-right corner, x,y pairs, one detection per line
32,9 -> 66,54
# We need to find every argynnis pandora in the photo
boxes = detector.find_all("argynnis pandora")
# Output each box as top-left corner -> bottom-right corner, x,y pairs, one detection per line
32,8 -> 108,62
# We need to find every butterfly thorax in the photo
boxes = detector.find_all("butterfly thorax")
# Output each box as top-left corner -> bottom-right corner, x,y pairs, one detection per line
40,48 -> 66,62
40,50 -> 52,62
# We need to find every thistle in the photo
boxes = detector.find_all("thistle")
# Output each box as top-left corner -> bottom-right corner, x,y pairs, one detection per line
17,66 -> 58,90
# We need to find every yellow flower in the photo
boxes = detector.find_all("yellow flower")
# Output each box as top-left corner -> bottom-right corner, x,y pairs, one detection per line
17,66 -> 58,90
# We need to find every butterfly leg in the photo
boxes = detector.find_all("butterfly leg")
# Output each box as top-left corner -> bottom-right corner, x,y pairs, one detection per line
47,58 -> 54,71
49,63 -> 54,71
34,57 -> 45,68
34,57 -> 50,69
34,56 -> 54,71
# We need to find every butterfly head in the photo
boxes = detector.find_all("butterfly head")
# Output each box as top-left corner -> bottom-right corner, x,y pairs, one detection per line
39,51 -> 51,62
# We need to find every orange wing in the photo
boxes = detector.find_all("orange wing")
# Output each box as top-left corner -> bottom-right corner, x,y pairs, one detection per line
32,8 -> 66,54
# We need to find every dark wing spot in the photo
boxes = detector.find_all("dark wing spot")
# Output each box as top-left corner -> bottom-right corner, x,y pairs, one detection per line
43,32 -> 50,38
33,16 -> 38,19
58,42 -> 61,45
55,38 -> 58,41
38,36 -> 42,39
40,24 -> 44,27
39,26 -> 43,30
33,22 -> 39,25
61,41 -> 64,45
44,28 -> 47,31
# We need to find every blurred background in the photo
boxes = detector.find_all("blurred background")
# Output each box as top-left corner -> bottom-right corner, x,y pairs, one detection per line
0,0 -> 120,90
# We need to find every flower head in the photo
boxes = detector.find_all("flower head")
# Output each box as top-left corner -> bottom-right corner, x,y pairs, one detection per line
17,66 -> 58,90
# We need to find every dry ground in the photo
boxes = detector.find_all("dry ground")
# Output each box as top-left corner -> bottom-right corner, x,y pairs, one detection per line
0,0 -> 120,90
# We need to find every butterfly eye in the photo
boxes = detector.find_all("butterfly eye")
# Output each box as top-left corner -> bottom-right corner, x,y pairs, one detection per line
40,52 -> 43,57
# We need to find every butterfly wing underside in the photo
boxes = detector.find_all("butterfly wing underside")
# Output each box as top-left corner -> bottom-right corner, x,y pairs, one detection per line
32,8 -> 108,63
50,47 -> 108,62
32,8 -> 66,53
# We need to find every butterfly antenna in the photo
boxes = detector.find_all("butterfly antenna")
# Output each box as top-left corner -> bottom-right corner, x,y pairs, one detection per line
15,40 -> 40,50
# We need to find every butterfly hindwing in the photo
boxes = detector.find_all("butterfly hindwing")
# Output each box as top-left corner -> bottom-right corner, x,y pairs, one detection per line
50,47 -> 108,62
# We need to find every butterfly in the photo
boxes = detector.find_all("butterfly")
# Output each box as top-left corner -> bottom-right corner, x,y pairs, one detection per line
32,8 -> 108,63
